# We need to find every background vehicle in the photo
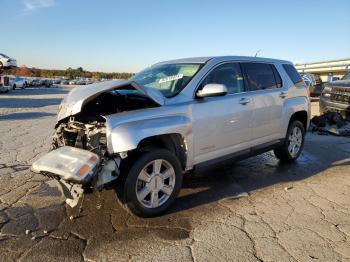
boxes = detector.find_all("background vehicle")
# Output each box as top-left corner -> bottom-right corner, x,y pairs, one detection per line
0,75 -> 10,93
52,79 -> 61,85
320,71 -> 350,119
11,76 -> 28,90
37,78 -> 46,86
32,56 -> 310,217
76,79 -> 87,85
0,53 -> 17,68
43,79 -> 53,87
30,78 -> 41,86
302,73 -> 323,96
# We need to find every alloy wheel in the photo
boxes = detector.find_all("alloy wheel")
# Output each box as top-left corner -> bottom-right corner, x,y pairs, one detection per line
288,126 -> 303,157
135,159 -> 176,209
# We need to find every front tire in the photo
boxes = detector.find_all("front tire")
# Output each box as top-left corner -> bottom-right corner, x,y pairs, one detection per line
274,120 -> 305,162
124,149 -> 183,217
12,84 -> 16,90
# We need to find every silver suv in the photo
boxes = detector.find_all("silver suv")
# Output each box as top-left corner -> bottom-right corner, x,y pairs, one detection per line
32,56 -> 310,217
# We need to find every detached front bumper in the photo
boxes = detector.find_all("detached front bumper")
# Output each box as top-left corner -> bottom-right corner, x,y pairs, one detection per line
31,146 -> 100,207
31,146 -> 120,208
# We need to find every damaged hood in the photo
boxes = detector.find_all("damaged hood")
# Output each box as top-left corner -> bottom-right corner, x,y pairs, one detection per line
58,80 -> 165,121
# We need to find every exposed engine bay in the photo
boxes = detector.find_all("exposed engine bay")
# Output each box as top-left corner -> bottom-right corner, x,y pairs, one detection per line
53,88 -> 159,151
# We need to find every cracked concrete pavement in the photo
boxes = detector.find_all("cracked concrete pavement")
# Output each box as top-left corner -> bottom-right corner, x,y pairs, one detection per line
0,88 -> 349,261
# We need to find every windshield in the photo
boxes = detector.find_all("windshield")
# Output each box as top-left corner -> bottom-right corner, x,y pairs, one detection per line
131,63 -> 203,98
0,53 -> 9,58
342,72 -> 350,80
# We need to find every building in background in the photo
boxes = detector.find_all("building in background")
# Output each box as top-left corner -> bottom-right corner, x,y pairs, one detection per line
295,58 -> 350,82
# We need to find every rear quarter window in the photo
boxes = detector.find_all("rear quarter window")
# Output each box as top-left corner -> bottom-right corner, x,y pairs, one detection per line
242,63 -> 281,91
283,64 -> 304,87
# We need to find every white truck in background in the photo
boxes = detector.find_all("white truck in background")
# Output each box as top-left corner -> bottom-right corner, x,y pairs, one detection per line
0,53 -> 17,68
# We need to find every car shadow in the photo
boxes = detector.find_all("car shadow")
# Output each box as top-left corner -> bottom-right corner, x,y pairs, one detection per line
165,140 -> 350,215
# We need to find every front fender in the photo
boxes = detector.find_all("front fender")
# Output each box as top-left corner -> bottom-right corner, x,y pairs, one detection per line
106,115 -> 192,154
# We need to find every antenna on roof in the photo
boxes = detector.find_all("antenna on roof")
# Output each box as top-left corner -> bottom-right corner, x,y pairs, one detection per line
254,49 -> 261,57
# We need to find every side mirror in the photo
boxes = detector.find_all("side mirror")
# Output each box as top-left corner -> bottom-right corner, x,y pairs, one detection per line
196,84 -> 228,98
332,77 -> 340,81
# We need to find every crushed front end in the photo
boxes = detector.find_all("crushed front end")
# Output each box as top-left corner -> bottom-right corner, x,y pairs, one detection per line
31,80 -> 161,208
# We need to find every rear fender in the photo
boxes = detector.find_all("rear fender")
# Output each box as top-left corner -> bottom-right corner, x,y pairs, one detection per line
282,96 -> 310,135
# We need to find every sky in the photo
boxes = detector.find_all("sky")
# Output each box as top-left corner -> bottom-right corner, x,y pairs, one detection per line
1,0 -> 350,73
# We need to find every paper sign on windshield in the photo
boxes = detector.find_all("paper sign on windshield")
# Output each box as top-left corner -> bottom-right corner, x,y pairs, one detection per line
159,74 -> 183,84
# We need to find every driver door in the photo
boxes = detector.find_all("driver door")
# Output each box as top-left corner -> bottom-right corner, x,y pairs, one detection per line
191,62 -> 254,165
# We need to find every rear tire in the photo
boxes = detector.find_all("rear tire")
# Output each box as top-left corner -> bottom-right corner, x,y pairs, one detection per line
124,149 -> 183,217
274,120 -> 305,162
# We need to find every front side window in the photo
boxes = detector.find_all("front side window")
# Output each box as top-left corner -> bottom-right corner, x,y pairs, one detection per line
242,63 -> 280,91
131,63 -> 203,98
200,63 -> 244,94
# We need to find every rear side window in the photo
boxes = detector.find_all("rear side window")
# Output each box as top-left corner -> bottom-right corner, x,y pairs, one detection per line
282,64 -> 304,87
242,63 -> 281,91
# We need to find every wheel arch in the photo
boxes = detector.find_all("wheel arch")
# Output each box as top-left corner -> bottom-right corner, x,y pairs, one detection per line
137,133 -> 188,170
289,111 -> 308,131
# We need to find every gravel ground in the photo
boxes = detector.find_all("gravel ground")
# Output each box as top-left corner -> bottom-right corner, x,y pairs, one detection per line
0,88 -> 349,261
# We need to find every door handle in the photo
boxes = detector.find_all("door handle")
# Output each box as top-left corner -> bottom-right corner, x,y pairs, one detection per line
239,97 -> 250,105
280,92 -> 287,99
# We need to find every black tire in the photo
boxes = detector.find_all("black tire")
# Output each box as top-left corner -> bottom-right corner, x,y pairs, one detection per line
12,84 -> 16,90
124,149 -> 183,217
274,120 -> 305,162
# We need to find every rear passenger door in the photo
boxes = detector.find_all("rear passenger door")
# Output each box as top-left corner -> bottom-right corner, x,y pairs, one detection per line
241,62 -> 286,144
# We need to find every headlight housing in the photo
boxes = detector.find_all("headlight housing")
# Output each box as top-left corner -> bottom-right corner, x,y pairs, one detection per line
321,86 -> 332,97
